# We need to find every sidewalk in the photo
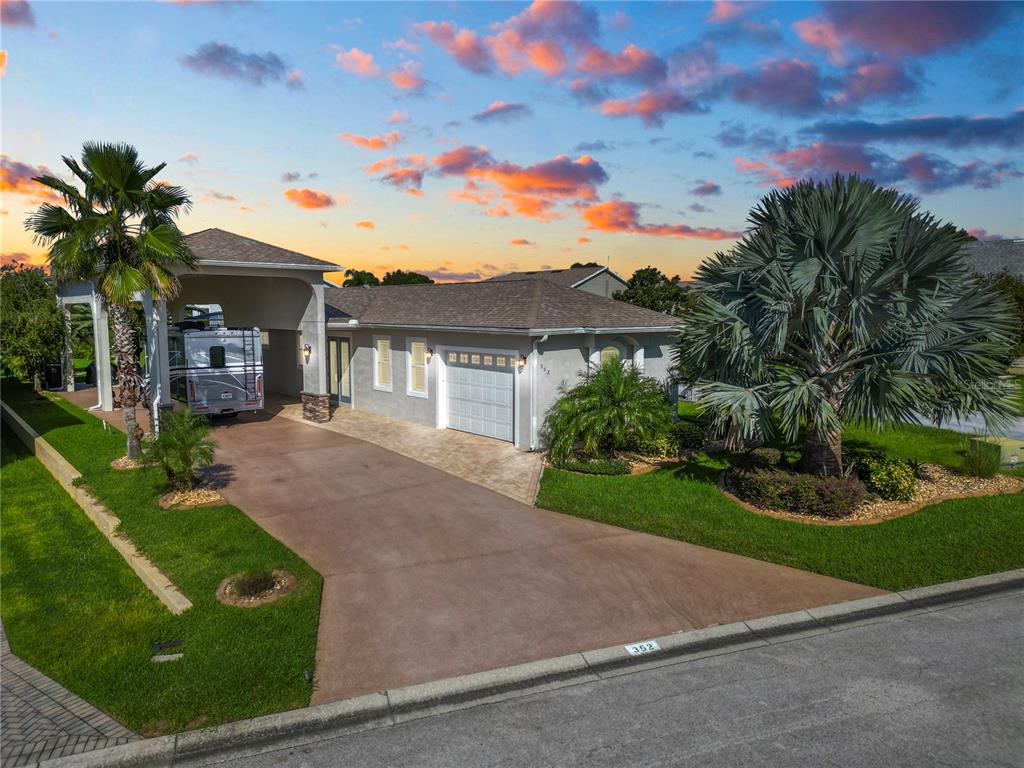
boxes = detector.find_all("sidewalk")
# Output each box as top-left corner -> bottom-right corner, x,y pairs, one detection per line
0,625 -> 137,767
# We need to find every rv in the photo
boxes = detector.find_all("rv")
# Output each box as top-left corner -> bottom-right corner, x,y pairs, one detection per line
168,326 -> 264,415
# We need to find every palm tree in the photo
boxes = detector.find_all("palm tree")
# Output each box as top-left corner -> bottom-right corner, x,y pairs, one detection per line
25,142 -> 195,459
677,175 -> 1018,476
543,358 -> 673,464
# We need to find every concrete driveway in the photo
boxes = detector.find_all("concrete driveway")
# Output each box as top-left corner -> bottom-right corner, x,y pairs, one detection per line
210,410 -> 883,705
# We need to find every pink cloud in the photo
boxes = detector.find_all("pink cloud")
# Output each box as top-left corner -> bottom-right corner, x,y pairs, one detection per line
355,220 -> 374,229
388,110 -> 410,124
968,228 -> 1013,241
728,58 -> 824,115
178,151 -> 200,164
471,100 -> 533,123
577,43 -> 667,86
600,88 -> 700,128
335,47 -> 381,77
707,0 -> 747,24
0,154 -> 58,201
388,61 -> 425,91
793,17 -> 845,65
509,238 -> 536,247
415,21 -> 492,74
338,131 -> 402,150
690,179 -> 722,196
828,60 -> 918,108
284,187 -> 335,209
581,199 -> 741,240
1,0 -> 34,27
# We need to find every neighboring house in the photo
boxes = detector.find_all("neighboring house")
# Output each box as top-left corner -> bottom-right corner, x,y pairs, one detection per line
487,265 -> 627,298
959,239 -> 1024,277
58,229 -> 676,451
323,276 -> 677,450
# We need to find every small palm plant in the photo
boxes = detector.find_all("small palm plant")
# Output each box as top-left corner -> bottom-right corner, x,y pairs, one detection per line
142,408 -> 215,490
543,359 -> 673,465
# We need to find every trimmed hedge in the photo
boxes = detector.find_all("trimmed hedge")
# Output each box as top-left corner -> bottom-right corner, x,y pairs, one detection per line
728,468 -> 867,519
555,457 -> 631,475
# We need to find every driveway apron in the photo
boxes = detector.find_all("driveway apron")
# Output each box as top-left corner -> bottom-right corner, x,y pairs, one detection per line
210,411 -> 883,705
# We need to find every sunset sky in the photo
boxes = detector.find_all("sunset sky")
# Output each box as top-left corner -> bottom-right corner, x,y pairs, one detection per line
2,0 -> 1022,282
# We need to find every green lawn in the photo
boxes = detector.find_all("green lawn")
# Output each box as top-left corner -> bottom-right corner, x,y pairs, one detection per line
537,456 -> 1024,591
0,381 -> 322,735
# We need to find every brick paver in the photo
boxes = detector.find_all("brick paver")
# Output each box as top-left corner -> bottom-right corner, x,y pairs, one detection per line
0,625 -> 137,767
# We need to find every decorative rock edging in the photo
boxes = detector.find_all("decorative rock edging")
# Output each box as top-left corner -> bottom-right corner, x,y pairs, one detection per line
31,569 -> 1024,768
1,400 -> 192,615
216,570 -> 297,607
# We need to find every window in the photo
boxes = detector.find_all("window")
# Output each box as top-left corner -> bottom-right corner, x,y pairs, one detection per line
599,345 -> 621,365
407,338 -> 427,397
210,346 -> 226,368
459,353 -> 468,363
483,355 -> 493,366
496,355 -> 506,367
374,336 -> 392,391
471,354 -> 480,365
448,351 -> 457,363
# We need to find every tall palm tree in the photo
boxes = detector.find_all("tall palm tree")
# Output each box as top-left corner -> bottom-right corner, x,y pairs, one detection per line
25,142 -> 195,459
677,175 -> 1018,476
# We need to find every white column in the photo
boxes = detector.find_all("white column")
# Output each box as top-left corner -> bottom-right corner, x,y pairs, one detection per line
142,294 -> 171,412
299,282 -> 327,395
91,291 -> 113,411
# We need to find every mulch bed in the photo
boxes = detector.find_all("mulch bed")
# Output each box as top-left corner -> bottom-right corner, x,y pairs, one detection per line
719,464 -> 1024,526
216,570 -> 297,608
110,456 -> 140,471
158,487 -> 225,509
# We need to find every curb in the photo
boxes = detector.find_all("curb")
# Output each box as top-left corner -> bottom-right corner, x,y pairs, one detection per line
36,569 -> 1024,767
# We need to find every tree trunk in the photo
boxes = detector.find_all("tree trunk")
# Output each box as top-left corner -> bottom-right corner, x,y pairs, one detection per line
61,303 -> 75,391
801,427 -> 843,476
110,303 -> 143,460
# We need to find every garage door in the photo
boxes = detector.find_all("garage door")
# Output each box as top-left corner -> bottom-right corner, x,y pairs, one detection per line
446,350 -> 515,442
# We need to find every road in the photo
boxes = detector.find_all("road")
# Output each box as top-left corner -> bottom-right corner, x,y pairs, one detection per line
209,592 -> 1024,768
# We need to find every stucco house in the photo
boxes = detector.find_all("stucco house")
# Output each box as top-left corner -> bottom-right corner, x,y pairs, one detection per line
60,229 -> 677,451
487,265 -> 628,298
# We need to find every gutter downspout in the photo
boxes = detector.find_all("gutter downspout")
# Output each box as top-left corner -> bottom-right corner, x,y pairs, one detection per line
529,334 -> 549,450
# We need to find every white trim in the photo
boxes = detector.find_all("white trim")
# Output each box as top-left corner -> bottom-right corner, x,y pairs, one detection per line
372,334 -> 393,392
325,322 -> 675,335
435,343 -> 521,448
406,336 -> 429,399
196,259 -> 342,272
569,266 -> 628,290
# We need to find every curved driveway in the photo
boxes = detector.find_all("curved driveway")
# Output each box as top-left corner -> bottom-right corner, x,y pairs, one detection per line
212,412 -> 882,705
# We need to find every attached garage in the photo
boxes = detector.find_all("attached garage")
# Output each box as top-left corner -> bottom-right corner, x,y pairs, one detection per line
444,349 -> 515,442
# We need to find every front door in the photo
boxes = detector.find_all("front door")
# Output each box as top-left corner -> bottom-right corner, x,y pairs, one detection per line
328,337 -> 351,404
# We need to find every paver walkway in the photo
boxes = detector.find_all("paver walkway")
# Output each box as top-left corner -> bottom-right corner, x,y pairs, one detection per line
0,625 -> 137,767
273,397 -> 544,505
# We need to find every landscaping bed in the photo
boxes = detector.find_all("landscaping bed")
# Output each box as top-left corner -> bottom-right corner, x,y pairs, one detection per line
0,380 -> 322,734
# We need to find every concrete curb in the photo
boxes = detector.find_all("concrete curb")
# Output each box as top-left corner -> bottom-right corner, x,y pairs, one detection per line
34,568 -> 1023,768
1,399 -> 193,615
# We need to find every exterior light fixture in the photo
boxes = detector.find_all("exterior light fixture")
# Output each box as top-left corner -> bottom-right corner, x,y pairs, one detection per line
518,353 -> 527,370
302,344 -> 312,364
426,347 -> 434,362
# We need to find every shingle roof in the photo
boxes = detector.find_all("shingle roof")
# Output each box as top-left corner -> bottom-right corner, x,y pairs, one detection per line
486,265 -> 623,288
959,239 -> 1024,277
324,278 -> 674,332
185,228 -> 340,270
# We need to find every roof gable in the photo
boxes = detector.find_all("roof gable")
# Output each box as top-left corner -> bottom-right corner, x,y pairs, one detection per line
185,228 -> 340,270
487,265 -> 626,289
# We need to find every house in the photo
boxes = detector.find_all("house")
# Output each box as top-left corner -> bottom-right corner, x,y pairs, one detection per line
487,265 -> 627,298
59,229 -> 677,451
959,239 -> 1024,277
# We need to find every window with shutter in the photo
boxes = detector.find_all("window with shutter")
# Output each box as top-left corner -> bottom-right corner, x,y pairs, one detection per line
374,336 -> 392,391
407,338 -> 427,397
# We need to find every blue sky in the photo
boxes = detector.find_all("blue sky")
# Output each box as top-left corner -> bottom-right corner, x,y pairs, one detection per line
2,0 -> 1022,281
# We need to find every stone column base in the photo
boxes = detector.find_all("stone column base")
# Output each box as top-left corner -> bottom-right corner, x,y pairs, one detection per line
301,391 -> 330,423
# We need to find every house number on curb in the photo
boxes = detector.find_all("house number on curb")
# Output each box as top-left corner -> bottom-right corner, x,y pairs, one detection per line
624,640 -> 660,656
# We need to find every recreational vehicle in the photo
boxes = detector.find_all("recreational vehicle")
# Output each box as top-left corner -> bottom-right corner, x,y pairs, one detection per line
168,326 -> 264,415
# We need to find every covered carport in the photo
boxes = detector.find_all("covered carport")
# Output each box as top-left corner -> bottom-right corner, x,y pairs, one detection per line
58,227 -> 341,425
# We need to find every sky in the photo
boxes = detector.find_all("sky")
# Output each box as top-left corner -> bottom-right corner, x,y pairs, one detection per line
2,0 -> 1022,282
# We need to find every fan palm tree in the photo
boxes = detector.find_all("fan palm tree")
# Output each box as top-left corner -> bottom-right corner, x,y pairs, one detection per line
677,175 -> 1018,476
25,142 -> 195,459
543,358 -> 673,464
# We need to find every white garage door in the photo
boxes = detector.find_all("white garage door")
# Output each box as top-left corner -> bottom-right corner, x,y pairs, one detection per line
446,350 -> 515,442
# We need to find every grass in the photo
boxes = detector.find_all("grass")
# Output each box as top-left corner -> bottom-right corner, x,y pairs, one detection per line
537,455 -> 1024,591
0,380 -> 322,734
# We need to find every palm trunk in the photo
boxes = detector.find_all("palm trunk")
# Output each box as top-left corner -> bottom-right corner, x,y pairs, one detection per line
110,304 -> 143,459
801,425 -> 843,476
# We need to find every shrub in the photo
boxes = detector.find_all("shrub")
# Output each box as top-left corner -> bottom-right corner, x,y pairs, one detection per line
735,447 -> 783,470
142,407 -> 215,490
627,433 -> 677,459
555,456 -> 631,475
543,359 -> 674,464
963,440 -> 1002,478
729,469 -> 867,519
674,421 -> 708,452
233,570 -> 275,597
860,457 -> 917,501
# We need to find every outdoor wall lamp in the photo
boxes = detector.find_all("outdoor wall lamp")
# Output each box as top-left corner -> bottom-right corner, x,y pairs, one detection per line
518,354 -> 527,370
426,347 -> 434,362
302,344 -> 312,364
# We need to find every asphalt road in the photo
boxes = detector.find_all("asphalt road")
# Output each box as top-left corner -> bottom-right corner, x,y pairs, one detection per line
213,593 -> 1024,768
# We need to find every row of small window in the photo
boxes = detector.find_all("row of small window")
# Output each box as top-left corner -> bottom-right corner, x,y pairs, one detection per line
447,351 -> 515,368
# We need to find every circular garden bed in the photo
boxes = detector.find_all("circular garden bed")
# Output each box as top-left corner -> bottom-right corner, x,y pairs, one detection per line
216,570 -> 297,607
